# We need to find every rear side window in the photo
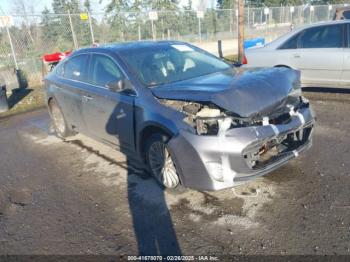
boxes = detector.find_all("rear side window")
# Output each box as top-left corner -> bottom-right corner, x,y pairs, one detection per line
54,62 -> 65,77
89,54 -> 124,87
343,11 -> 350,19
64,55 -> 89,82
279,33 -> 300,49
299,24 -> 343,48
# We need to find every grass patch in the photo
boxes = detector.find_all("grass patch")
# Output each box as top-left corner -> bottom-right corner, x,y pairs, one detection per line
0,85 -> 46,118
224,54 -> 238,63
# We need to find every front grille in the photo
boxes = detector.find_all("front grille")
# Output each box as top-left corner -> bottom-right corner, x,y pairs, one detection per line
243,125 -> 313,170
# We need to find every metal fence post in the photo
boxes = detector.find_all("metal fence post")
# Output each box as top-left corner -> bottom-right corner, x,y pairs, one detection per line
68,10 -> 78,48
198,17 -> 201,42
280,6 -> 283,23
247,6 -> 250,28
229,9 -> 232,33
151,19 -> 155,40
138,24 -> 141,41
88,12 -> 95,44
5,24 -> 18,70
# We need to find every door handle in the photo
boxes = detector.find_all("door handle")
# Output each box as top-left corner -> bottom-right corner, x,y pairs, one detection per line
82,95 -> 93,102
293,54 -> 301,58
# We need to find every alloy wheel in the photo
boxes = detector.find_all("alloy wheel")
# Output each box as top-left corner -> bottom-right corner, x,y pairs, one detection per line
148,141 -> 179,188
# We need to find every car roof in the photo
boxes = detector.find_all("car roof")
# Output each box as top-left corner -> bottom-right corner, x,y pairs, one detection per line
335,6 -> 350,12
295,19 -> 349,30
254,20 -> 350,50
73,40 -> 188,55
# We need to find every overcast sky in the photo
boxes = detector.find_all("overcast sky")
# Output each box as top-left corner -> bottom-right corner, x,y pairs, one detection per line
0,0 -> 215,15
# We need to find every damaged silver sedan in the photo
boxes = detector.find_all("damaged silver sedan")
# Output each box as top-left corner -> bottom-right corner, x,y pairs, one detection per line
45,41 -> 315,191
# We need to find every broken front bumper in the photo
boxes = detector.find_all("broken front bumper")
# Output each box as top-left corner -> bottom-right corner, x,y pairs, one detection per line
167,106 -> 315,191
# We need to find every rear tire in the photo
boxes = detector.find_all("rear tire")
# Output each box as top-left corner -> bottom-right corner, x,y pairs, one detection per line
49,98 -> 72,138
145,133 -> 180,189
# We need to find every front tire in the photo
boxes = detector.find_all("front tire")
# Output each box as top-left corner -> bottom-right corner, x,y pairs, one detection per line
145,133 -> 180,189
49,98 -> 72,138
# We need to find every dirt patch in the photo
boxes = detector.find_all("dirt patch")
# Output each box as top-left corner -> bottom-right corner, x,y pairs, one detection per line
9,189 -> 32,206
0,190 -> 9,215
0,189 -> 26,217
65,139 -> 129,171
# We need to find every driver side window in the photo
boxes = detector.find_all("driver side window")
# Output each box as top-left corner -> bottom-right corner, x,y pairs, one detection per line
90,54 -> 124,88
299,24 -> 343,48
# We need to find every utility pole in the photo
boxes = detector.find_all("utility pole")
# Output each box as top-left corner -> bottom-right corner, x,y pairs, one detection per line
238,0 -> 244,63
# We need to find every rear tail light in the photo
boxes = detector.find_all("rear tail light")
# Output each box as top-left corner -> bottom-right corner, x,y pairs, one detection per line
242,54 -> 248,65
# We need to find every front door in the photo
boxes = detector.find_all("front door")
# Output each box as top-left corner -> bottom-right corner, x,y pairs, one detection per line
81,53 -> 135,150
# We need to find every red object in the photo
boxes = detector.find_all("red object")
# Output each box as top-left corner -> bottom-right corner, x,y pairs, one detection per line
43,50 -> 72,63
242,54 -> 248,65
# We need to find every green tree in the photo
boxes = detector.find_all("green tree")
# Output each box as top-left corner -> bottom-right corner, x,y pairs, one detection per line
102,0 -> 130,41
128,0 -> 149,40
41,6 -> 60,51
180,0 -> 198,41
148,0 -> 181,40
217,0 -> 234,9
84,0 -> 92,12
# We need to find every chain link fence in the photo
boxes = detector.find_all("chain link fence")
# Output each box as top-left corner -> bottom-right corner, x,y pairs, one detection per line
0,4 -> 346,88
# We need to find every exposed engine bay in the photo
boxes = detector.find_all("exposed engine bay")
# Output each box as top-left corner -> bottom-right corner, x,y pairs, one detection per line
158,95 -> 310,136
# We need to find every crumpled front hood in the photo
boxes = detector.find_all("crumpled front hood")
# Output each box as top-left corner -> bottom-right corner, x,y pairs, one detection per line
151,67 -> 301,118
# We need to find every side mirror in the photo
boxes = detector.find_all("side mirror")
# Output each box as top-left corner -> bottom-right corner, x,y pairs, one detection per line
222,57 -> 242,68
231,61 -> 242,67
106,79 -> 125,92
106,79 -> 136,95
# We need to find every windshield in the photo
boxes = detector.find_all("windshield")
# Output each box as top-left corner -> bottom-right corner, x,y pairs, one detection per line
119,43 -> 231,87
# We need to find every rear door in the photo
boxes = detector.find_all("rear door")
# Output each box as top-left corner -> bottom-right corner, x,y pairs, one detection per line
52,54 -> 90,130
81,53 -> 135,150
289,24 -> 344,87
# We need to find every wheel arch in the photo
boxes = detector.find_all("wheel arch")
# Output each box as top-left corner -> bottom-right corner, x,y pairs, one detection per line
138,123 -> 175,162
274,64 -> 291,69
47,96 -> 54,107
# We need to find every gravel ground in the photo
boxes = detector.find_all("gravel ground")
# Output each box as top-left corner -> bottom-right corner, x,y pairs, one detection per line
0,91 -> 349,257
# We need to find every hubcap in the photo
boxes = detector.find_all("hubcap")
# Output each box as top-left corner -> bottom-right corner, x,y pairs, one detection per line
51,105 -> 65,135
148,141 -> 179,188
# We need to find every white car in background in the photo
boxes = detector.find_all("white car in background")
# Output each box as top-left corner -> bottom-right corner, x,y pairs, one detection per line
244,20 -> 350,88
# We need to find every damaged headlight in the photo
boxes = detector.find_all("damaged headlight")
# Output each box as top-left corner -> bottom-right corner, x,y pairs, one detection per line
289,87 -> 302,98
158,99 -> 250,136
193,107 -> 221,135
289,79 -> 302,98
158,99 -> 229,135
